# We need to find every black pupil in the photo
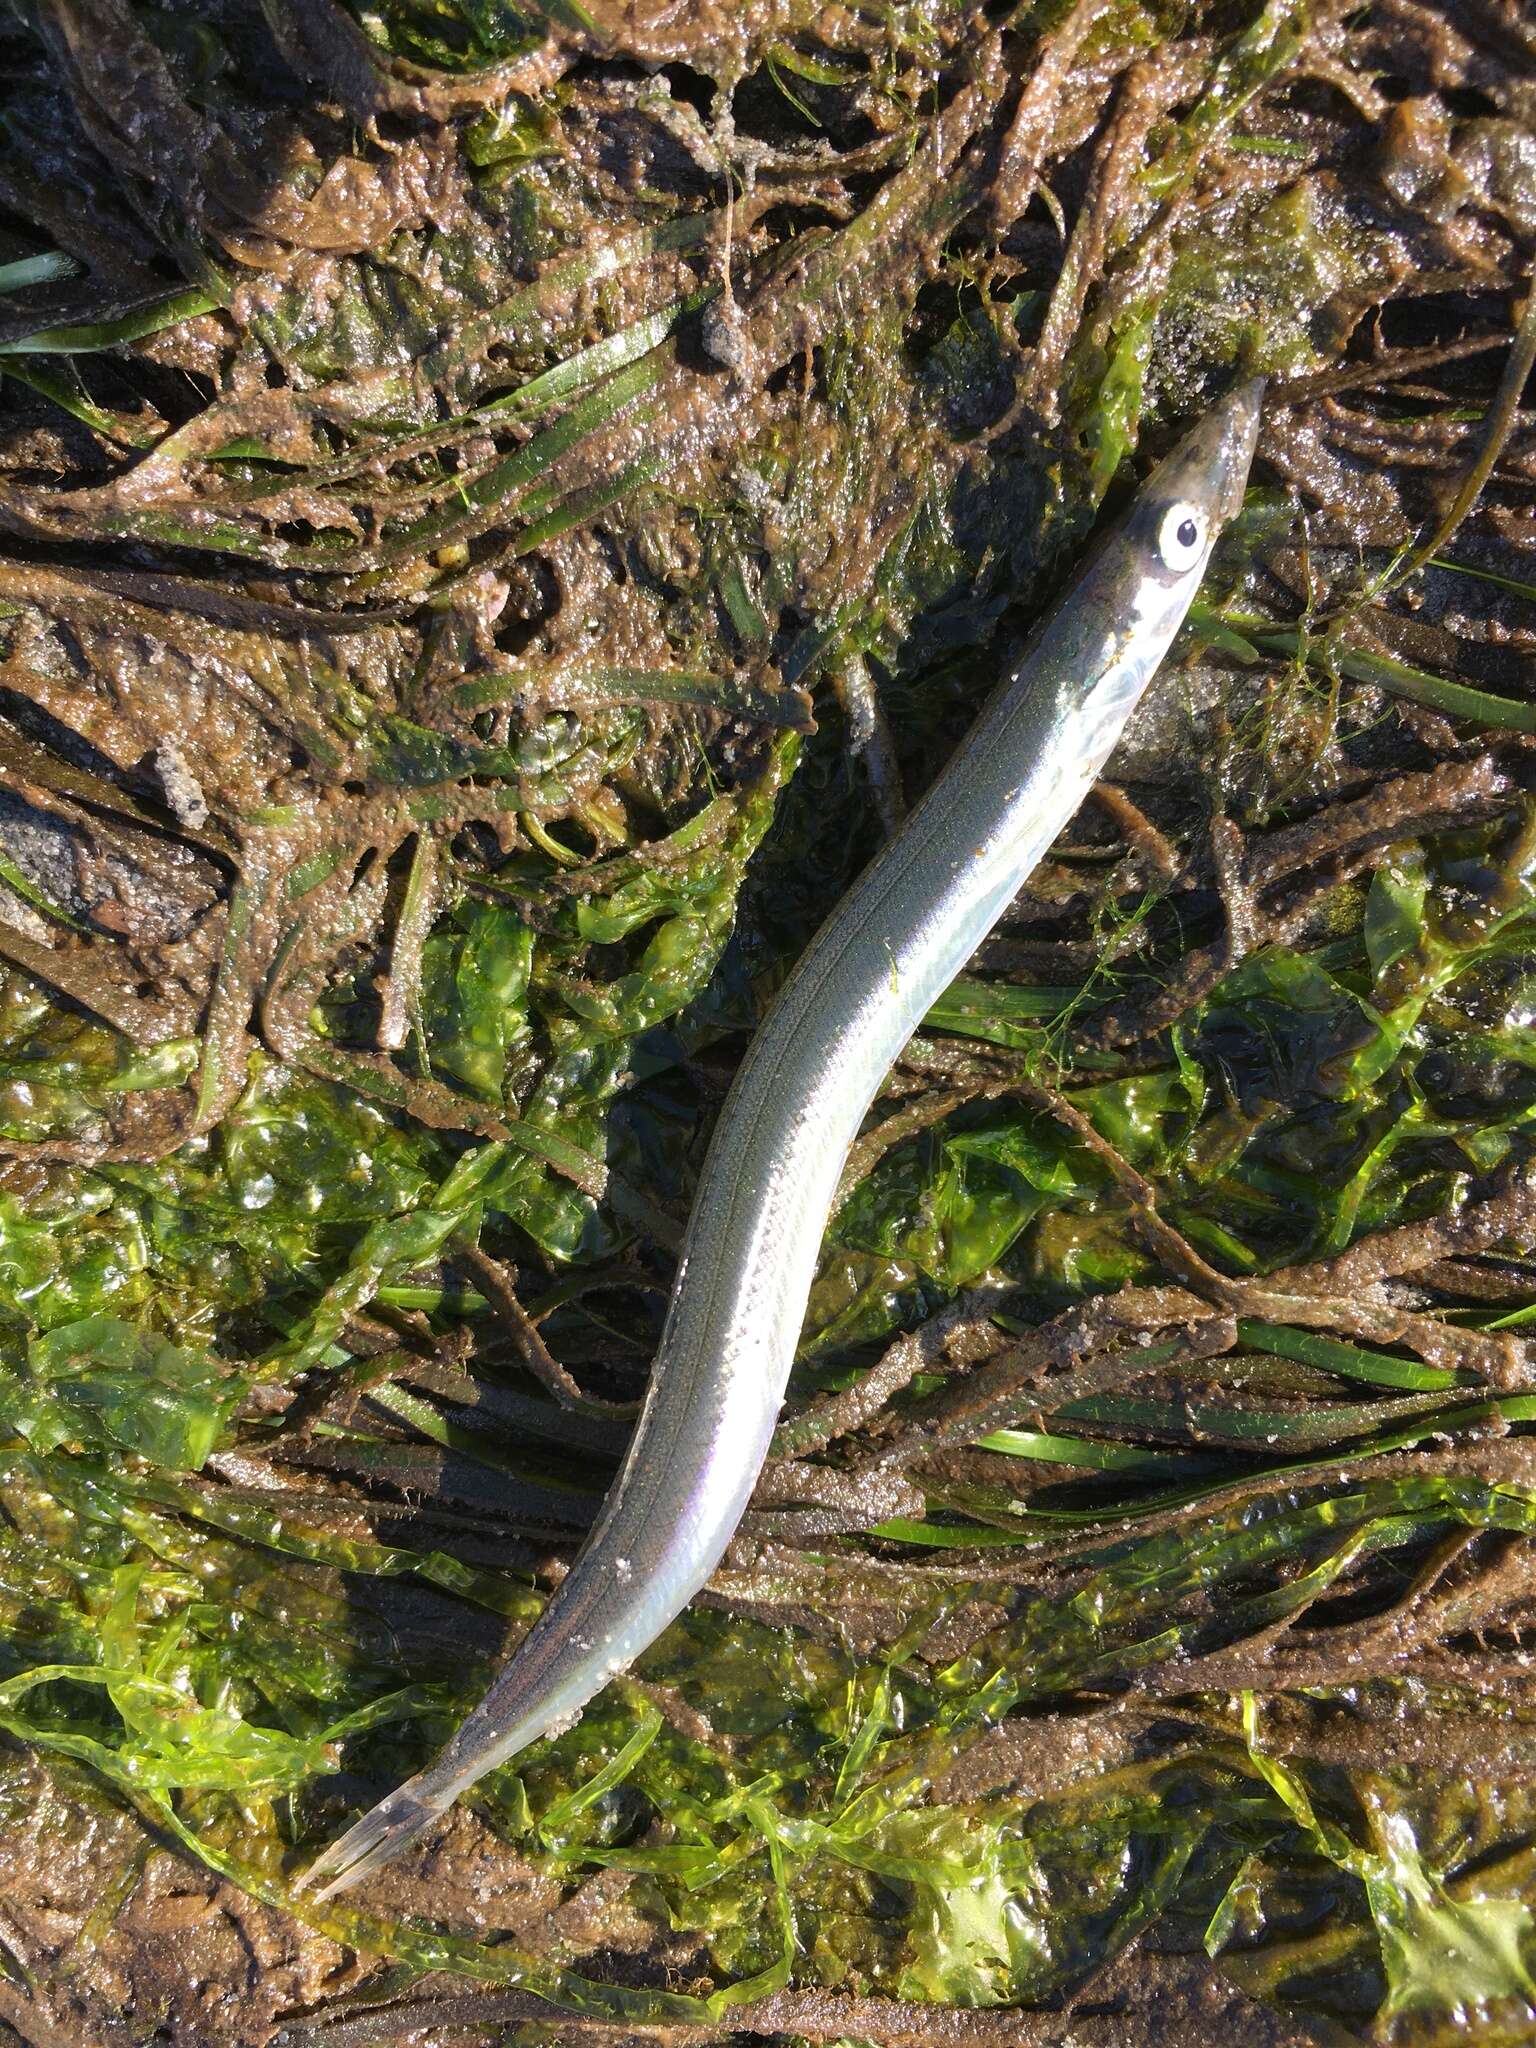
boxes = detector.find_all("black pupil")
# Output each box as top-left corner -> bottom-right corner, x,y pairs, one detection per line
1176,517 -> 1198,549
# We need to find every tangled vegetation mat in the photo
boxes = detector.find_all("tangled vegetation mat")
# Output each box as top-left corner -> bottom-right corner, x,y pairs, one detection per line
0,0 -> 1534,2041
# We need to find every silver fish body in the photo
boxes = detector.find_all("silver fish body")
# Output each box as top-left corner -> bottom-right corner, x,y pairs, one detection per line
302,377 -> 1264,1898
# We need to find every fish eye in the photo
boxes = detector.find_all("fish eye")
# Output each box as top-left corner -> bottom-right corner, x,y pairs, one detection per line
1156,503 -> 1206,573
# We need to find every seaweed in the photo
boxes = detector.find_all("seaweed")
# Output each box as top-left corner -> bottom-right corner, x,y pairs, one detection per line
0,0 -> 1534,2040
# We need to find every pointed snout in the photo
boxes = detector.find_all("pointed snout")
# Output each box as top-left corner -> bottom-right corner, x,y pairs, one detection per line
1145,373 -> 1266,528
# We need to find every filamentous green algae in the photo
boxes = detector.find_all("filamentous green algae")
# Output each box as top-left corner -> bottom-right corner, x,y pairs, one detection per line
0,0 -> 1533,2039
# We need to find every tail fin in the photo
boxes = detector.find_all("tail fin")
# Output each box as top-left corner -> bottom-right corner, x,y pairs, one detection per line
296,1775 -> 446,1901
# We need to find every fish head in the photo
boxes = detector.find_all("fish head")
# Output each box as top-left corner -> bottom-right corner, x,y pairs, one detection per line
1123,375 -> 1266,597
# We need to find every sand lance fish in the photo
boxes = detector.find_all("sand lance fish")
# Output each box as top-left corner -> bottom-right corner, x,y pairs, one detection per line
300,374 -> 1265,1899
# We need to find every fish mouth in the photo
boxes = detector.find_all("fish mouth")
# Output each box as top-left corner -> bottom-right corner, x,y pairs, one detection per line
1145,372 -> 1266,529
1211,375 -> 1267,524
